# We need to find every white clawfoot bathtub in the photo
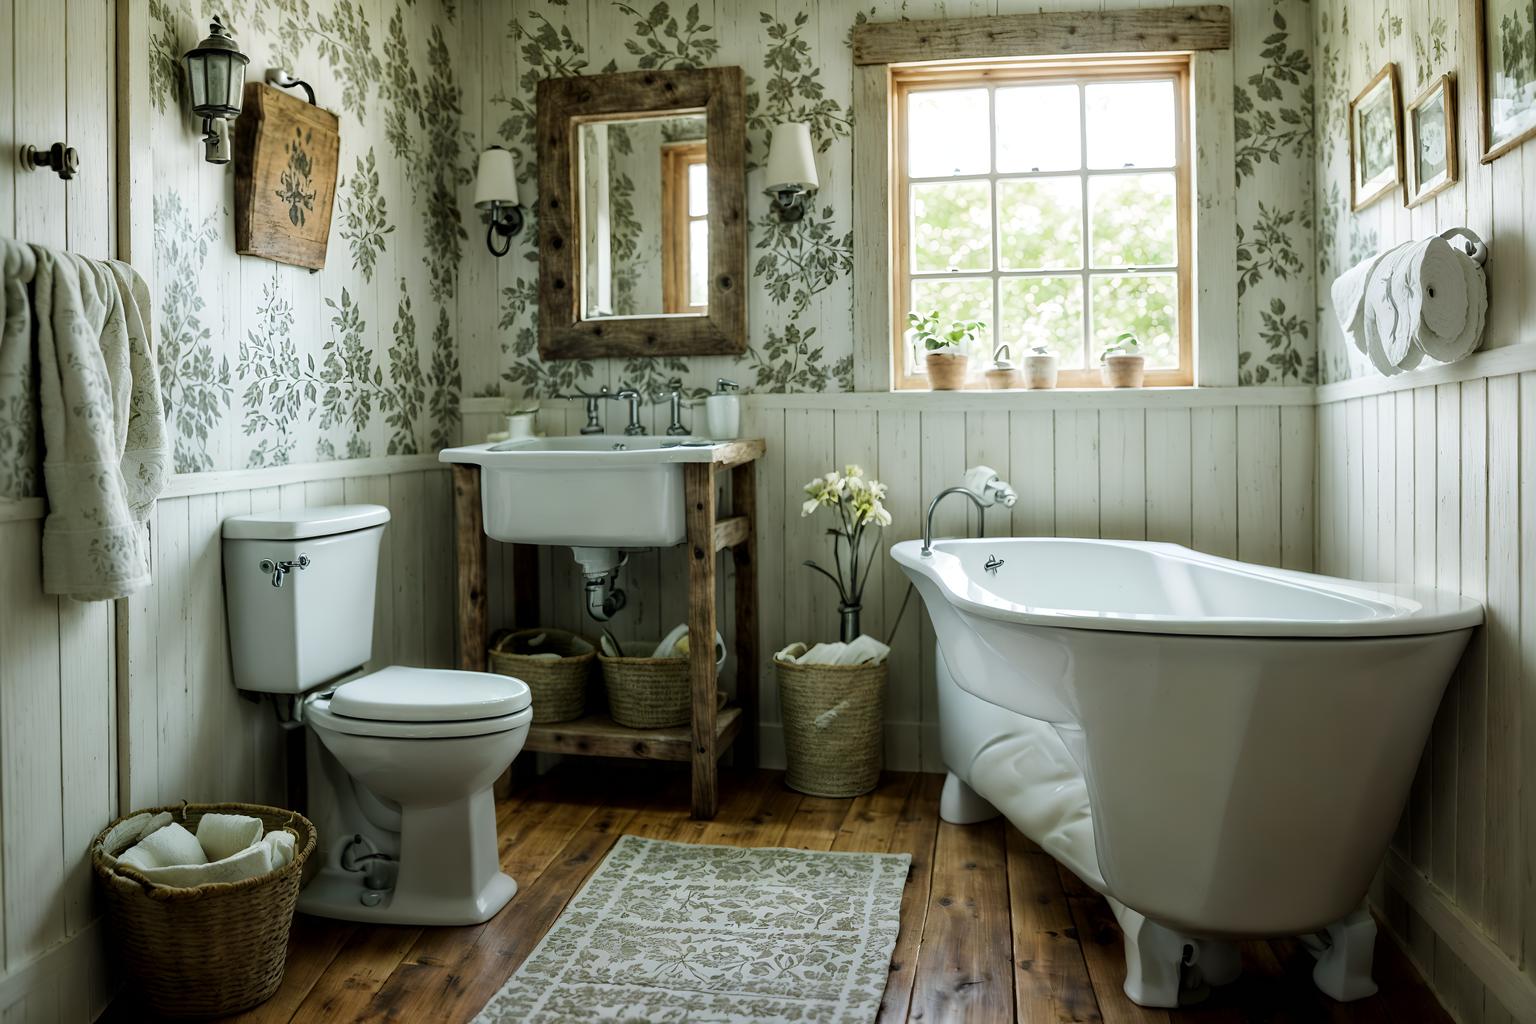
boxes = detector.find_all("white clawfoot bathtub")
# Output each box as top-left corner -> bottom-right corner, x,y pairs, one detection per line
892,537 -> 1481,1008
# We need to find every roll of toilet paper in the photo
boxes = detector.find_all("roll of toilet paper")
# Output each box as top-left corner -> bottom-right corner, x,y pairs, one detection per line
1407,236 -> 1487,363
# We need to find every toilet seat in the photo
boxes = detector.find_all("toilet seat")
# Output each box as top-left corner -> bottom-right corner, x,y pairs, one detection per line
305,665 -> 533,740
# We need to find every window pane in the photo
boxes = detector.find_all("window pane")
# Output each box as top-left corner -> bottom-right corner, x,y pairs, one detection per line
1091,273 -> 1178,366
907,88 -> 990,177
1085,80 -> 1175,168
688,219 -> 708,306
1089,173 -> 1176,267
998,178 -> 1082,270
909,277 -> 993,375
998,276 -> 1084,368
996,85 -> 1080,172
688,160 -> 707,217
911,181 -> 992,273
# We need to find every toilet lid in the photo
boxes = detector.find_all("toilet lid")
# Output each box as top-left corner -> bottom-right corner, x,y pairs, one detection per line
328,666 -> 531,722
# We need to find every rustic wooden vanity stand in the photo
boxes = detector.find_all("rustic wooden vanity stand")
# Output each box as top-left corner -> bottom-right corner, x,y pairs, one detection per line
450,439 -> 764,819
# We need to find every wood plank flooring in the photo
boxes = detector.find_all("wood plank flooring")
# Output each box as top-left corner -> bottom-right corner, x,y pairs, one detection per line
107,765 -> 1453,1023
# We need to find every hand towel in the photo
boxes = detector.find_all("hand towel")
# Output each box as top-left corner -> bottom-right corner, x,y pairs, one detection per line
775,636 -> 890,666
196,812 -> 265,862
263,829 -> 297,870
1330,244 -> 1408,353
1361,247 -> 1408,377
652,624 -> 727,669
118,822 -> 209,873
31,248 -> 167,599
139,842 -> 274,888
0,238 -> 38,499
135,811 -> 174,842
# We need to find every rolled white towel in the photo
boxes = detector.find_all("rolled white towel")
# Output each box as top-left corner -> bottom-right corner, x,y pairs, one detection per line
775,635 -> 890,667
1362,248 -> 1408,377
1331,244 -> 1409,353
140,842 -> 274,888
196,813 -> 265,862
652,624 -> 727,670
262,829 -> 297,870
1407,237 -> 1487,363
134,811 -> 174,843
118,822 -> 208,873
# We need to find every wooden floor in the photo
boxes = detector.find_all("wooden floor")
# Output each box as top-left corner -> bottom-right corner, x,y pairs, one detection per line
111,765 -> 1452,1023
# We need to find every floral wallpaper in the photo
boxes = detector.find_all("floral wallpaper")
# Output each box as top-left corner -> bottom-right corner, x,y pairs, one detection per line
125,0 -> 1320,481
1312,0 -> 1472,383
477,0 -> 1318,403
146,0 -> 464,474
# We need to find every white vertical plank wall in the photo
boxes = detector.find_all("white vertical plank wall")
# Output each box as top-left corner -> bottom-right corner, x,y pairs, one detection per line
1317,374 -> 1536,1024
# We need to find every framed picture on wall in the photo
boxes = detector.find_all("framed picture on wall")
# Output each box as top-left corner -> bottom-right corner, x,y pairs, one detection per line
1477,0 -> 1536,162
1407,74 -> 1458,206
1350,64 -> 1403,211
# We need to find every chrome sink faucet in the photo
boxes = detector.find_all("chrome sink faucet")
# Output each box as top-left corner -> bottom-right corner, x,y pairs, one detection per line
615,387 -> 646,435
657,378 -> 689,435
558,385 -> 612,434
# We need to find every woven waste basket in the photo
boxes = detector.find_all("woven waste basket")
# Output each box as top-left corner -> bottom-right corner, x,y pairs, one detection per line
90,802 -> 317,1018
776,658 -> 887,797
488,627 -> 595,723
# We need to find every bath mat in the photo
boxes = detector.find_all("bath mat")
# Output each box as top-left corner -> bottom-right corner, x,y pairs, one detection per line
473,834 -> 911,1024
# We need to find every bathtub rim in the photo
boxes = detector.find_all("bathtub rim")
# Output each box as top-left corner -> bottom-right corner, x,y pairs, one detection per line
891,536 -> 1484,638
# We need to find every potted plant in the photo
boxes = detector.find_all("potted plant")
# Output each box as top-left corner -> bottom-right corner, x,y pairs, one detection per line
984,343 -> 1023,389
909,309 -> 984,390
1023,345 -> 1059,389
776,465 -> 892,797
1101,332 -> 1146,388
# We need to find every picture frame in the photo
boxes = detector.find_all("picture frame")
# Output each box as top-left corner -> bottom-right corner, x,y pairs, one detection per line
1407,74 -> 1458,206
1350,63 -> 1403,211
1476,0 -> 1536,162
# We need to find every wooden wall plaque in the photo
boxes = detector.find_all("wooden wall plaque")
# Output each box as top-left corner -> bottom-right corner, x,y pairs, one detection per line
233,83 -> 340,270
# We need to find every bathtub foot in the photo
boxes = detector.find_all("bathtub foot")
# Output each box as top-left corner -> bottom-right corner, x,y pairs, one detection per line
1109,900 -> 1193,1007
939,772 -> 999,824
1306,908 -> 1379,1002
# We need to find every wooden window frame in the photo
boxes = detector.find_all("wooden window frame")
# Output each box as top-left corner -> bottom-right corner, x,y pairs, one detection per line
661,140 -> 708,315
890,56 -> 1195,390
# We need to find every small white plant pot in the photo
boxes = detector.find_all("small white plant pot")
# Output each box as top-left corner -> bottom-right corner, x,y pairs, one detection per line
1101,354 -> 1145,388
1022,354 -> 1059,390
925,351 -> 970,390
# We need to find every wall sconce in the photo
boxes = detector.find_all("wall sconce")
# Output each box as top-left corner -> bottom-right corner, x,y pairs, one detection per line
475,146 -> 524,257
764,122 -> 819,222
183,18 -> 250,164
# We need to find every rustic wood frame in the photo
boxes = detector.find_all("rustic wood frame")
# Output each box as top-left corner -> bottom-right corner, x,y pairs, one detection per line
888,57 -> 1194,390
849,7 -> 1236,390
661,140 -> 708,315
1406,74 -> 1458,208
1475,0 -> 1536,163
233,83 -> 341,270
1349,63 -> 1403,212
536,67 -> 747,360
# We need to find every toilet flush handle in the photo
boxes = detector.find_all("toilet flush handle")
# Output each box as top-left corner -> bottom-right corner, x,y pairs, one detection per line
258,554 -> 311,588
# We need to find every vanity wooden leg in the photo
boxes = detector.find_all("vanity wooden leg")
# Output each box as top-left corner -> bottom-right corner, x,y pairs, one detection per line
686,464 -> 719,819
451,464 -> 488,672
511,543 -> 541,629
731,462 -> 759,771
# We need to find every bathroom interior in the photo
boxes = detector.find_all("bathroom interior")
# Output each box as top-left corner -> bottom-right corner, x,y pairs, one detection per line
2,0 -> 1535,1021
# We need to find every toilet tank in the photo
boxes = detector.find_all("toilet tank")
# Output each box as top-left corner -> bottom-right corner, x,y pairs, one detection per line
222,505 -> 392,694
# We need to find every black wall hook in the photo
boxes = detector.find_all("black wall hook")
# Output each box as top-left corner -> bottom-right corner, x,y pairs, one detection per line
21,143 -> 79,181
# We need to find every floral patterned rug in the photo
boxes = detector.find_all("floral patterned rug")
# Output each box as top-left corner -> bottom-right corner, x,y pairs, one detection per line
474,834 -> 911,1023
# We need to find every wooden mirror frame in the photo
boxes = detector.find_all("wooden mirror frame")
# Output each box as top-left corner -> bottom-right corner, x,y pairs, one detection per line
536,66 -> 747,359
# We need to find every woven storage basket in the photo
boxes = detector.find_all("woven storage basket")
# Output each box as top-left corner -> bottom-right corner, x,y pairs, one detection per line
90,802 -> 317,1018
599,648 -> 692,728
488,628 -> 595,723
777,659 -> 887,797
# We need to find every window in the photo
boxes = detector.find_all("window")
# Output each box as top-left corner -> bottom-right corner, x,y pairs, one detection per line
892,57 -> 1193,389
661,141 -> 708,315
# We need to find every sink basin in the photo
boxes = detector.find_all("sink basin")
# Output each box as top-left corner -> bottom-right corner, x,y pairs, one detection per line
439,436 -> 728,546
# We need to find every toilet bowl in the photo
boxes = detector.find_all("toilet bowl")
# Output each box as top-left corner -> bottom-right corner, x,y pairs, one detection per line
221,505 -> 532,926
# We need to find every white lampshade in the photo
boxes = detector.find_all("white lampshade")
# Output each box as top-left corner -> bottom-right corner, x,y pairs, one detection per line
474,147 -> 520,209
764,122 -> 818,192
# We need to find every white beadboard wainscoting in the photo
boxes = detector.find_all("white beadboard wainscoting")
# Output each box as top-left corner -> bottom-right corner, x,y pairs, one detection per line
0,456 -> 453,1021
471,387 -> 1316,774
1317,365 -> 1536,1024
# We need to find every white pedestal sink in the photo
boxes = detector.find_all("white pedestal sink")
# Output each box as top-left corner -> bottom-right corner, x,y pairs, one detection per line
439,436 -> 731,547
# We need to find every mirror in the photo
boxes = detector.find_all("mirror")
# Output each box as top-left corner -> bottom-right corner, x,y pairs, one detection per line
578,113 -> 709,319
537,67 -> 746,359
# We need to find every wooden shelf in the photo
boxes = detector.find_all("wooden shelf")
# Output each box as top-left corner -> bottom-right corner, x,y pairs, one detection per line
524,706 -> 743,762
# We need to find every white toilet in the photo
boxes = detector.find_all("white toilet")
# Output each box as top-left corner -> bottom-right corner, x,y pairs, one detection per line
221,504 -> 532,926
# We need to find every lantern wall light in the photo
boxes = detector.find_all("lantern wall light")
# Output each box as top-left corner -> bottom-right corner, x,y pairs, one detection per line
183,18 -> 250,164
764,122 -> 819,222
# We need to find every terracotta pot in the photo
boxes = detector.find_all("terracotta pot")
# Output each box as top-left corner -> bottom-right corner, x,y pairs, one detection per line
1101,354 -> 1145,388
1022,354 -> 1059,389
925,351 -> 970,390
984,365 -> 1022,389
